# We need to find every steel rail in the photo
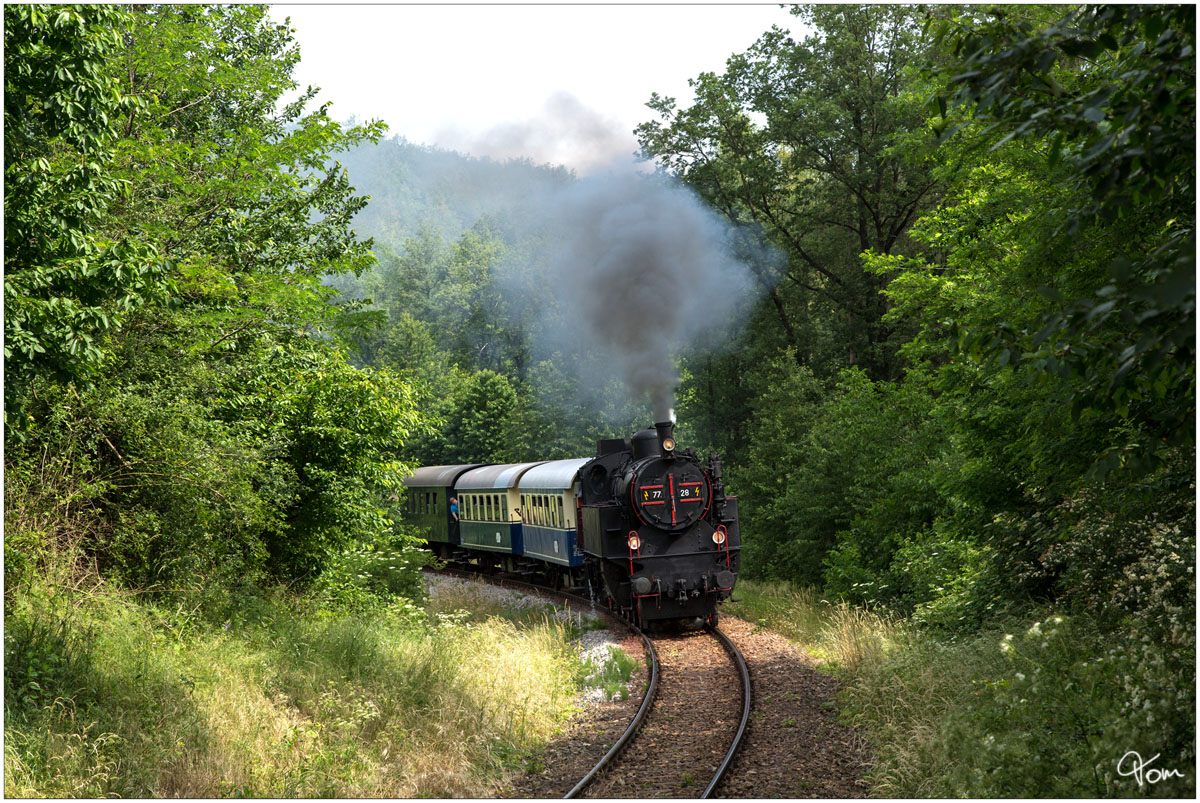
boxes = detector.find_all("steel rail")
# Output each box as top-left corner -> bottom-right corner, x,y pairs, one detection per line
702,625 -> 752,798
562,628 -> 659,799
423,567 -> 662,799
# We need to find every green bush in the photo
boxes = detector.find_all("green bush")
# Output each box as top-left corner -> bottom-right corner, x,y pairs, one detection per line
844,613 -> 1194,798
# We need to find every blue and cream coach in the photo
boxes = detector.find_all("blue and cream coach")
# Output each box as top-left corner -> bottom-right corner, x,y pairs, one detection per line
516,458 -> 590,572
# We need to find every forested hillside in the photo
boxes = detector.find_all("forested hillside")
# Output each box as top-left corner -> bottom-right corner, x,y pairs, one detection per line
4,3 -> 1194,798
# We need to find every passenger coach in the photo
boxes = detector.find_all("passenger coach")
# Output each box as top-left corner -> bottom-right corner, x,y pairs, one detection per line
517,458 -> 590,580
455,462 -> 544,571
402,464 -> 483,558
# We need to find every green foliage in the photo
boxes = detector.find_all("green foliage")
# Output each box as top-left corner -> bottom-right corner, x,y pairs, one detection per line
4,5 -> 168,427
839,610 -> 1193,798
4,3 -> 431,592
929,4 -> 1195,474
637,4 -> 949,383
312,533 -> 429,615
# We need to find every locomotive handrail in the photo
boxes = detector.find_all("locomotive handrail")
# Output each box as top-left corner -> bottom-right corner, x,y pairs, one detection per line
562,626 -> 659,799
702,625 -> 752,798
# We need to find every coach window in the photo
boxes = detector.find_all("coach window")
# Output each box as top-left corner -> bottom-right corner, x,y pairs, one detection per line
557,496 -> 564,528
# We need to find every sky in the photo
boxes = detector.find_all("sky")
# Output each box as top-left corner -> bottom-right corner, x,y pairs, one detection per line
268,3 -> 805,173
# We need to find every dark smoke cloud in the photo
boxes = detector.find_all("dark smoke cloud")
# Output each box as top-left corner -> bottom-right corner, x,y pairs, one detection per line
523,170 -> 764,422
434,92 -> 635,175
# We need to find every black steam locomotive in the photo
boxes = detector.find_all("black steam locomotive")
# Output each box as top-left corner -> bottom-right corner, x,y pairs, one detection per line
403,419 -> 741,628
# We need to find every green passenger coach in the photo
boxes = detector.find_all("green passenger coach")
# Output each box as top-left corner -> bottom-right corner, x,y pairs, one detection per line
402,464 -> 485,557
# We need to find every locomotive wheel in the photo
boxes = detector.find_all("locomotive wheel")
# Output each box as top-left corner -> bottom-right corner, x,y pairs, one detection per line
705,611 -> 720,630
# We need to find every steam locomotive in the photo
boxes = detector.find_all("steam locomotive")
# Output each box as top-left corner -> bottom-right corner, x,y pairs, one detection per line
403,419 -> 741,628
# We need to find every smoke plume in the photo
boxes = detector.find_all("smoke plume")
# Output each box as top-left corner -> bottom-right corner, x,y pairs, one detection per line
528,170 -> 760,422
434,92 -> 636,175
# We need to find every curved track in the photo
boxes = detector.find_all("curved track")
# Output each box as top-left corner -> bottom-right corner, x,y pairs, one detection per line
703,625 -> 752,798
563,631 -> 659,798
429,566 -> 751,799
570,624 -> 750,799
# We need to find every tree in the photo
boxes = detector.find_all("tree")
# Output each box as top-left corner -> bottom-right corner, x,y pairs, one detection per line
5,4 -> 427,590
930,4 -> 1195,475
4,5 -> 167,430
637,4 -> 948,381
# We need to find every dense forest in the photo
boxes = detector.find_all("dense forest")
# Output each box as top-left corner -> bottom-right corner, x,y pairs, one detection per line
5,4 -> 1194,798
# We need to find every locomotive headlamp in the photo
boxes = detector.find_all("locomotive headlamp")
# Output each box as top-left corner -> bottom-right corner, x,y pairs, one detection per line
627,533 -> 641,550
712,529 -> 727,545
654,420 -> 676,456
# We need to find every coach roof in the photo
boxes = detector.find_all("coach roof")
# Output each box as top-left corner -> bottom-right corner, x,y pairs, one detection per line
403,464 -> 486,488
517,458 -> 590,491
457,462 -> 546,491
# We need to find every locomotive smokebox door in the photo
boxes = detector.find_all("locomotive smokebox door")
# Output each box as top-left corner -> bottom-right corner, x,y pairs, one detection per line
628,458 -> 710,532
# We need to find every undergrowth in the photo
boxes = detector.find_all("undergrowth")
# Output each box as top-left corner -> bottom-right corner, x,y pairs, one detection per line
582,646 -> 638,701
4,561 -> 584,798
726,578 -> 1195,798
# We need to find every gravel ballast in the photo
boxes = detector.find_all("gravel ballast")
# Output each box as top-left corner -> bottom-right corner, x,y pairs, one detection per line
428,572 -> 870,798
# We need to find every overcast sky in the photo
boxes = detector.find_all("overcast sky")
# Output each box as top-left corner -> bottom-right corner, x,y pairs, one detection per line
269,3 -> 804,173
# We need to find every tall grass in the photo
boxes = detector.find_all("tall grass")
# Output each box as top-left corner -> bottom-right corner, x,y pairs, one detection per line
724,579 -> 1194,798
4,568 -> 583,798
726,578 -> 902,673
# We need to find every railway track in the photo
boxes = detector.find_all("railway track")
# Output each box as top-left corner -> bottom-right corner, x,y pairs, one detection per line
428,566 -> 751,799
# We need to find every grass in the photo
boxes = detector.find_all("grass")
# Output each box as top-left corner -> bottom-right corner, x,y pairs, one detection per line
726,578 -> 903,673
582,645 -> 638,700
4,567 -> 586,798
723,578 -> 1195,798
